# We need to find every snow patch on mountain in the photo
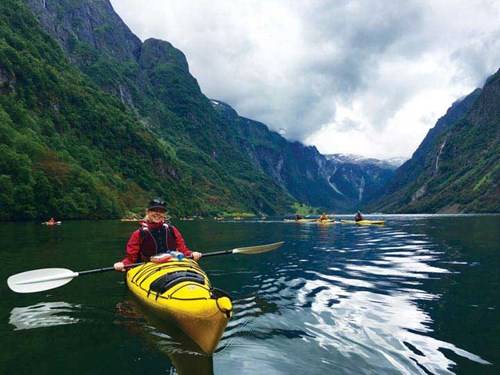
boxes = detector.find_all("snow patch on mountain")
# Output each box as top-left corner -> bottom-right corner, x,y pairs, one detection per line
325,153 -> 406,169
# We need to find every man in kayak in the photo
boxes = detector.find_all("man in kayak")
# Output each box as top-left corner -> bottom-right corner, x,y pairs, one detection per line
354,211 -> 364,222
318,213 -> 329,222
114,198 -> 202,272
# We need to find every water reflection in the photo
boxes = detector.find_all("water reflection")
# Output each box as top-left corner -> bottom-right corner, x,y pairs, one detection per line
2,217 -> 497,374
115,298 -> 214,375
215,222 -> 491,374
9,301 -> 81,331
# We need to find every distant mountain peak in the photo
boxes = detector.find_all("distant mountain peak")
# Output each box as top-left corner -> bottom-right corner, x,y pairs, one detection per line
325,154 -> 406,169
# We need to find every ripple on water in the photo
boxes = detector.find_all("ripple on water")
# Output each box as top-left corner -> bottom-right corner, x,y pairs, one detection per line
216,224 -> 491,374
9,301 -> 81,330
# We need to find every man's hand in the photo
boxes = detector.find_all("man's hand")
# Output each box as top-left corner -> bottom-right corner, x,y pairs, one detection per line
114,262 -> 126,272
191,252 -> 202,261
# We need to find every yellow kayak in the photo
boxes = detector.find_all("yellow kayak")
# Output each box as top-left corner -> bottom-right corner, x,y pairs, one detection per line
340,220 -> 385,225
283,218 -> 316,223
126,259 -> 232,353
315,220 -> 337,225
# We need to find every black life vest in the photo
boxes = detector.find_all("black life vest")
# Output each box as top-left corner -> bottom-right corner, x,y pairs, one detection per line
139,223 -> 177,259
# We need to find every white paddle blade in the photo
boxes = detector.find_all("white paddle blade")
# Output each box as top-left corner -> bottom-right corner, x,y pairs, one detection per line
233,241 -> 284,255
7,268 -> 78,293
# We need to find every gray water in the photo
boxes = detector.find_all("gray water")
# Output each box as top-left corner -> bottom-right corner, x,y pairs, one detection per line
0,215 -> 498,374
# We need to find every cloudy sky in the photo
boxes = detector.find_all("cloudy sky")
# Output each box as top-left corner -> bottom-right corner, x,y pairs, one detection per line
111,0 -> 500,159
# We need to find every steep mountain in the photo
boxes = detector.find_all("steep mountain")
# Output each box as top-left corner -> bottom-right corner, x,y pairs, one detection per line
373,70 -> 500,213
0,0 -> 190,220
212,100 -> 398,211
20,0 -> 398,215
1,0 -> 294,220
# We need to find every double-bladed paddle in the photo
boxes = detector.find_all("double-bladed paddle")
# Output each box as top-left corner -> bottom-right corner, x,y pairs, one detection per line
7,241 -> 284,293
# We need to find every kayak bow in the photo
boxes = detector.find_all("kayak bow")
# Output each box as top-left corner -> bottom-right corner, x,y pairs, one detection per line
126,259 -> 232,353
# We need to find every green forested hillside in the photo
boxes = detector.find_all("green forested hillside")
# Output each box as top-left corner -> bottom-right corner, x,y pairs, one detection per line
0,0 -> 187,219
24,0 -> 293,217
0,0 -> 292,220
8,0 -> 493,219
373,70 -> 500,213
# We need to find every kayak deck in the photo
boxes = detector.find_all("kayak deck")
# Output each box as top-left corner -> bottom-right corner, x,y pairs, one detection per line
315,220 -> 337,225
126,260 -> 232,353
340,220 -> 385,225
284,219 -> 337,224
283,218 -> 316,223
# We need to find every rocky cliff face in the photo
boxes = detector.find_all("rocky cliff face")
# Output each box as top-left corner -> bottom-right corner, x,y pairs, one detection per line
25,0 -> 141,62
0,64 -> 15,93
373,70 -> 499,213
25,0 -> 197,110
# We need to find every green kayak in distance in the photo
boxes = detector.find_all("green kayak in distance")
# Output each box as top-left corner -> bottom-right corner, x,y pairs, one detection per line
340,220 -> 385,226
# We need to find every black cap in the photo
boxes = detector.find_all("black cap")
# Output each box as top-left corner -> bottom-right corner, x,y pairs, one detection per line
148,198 -> 166,211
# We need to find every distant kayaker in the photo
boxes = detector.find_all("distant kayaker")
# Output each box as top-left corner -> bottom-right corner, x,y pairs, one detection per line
114,198 -> 202,272
48,217 -> 56,224
354,211 -> 364,222
318,213 -> 329,222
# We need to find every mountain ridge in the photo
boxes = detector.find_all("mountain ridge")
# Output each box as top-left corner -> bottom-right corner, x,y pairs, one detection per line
21,0 -> 398,214
372,71 -> 499,213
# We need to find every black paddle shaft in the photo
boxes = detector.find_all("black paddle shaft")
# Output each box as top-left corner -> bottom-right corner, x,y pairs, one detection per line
78,262 -> 143,275
199,249 -> 233,258
78,249 -> 234,275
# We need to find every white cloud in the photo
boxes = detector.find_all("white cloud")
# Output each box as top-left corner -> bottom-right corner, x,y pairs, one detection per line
110,0 -> 500,159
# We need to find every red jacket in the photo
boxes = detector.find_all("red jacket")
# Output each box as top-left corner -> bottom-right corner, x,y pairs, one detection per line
121,221 -> 192,265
